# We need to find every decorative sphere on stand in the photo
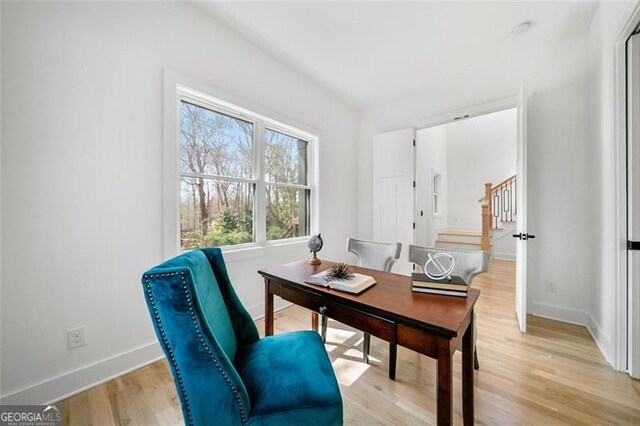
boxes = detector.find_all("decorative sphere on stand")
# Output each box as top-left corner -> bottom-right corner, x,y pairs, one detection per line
308,233 -> 323,265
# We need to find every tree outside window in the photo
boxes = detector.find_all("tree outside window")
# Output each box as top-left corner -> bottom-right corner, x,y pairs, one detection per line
178,98 -> 312,250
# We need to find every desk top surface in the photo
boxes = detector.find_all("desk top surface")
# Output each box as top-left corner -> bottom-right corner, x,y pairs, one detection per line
259,260 -> 480,338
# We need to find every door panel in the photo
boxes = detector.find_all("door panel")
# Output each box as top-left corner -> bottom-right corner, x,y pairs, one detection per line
515,82 -> 528,333
373,128 -> 415,275
627,34 -> 640,379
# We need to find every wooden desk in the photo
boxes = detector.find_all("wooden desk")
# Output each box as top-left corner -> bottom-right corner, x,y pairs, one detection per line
258,260 -> 479,426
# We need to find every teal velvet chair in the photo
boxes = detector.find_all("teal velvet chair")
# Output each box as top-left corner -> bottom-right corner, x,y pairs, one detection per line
142,248 -> 343,425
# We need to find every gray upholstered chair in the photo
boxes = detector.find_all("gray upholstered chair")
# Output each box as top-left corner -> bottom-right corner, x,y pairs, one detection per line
321,237 -> 401,379
408,245 -> 490,369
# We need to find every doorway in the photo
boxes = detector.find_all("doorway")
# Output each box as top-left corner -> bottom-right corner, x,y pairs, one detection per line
414,108 -> 517,260
373,91 -> 531,331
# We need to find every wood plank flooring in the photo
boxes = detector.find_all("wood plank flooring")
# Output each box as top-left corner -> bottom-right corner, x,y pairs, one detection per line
60,260 -> 640,425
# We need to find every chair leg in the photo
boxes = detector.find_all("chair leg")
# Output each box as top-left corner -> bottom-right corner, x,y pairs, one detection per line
389,342 -> 397,380
474,348 -> 480,370
321,315 -> 328,342
363,333 -> 371,363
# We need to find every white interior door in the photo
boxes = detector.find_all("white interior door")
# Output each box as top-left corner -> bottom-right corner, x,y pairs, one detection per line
373,128 -> 415,275
627,34 -> 640,379
515,82 -> 529,333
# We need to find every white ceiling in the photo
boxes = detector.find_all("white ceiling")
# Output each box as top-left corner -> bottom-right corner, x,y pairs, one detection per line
197,1 -> 599,109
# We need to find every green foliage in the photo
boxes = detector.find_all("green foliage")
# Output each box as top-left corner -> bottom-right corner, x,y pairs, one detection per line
198,229 -> 252,247
239,208 -> 253,234
267,226 -> 284,241
217,207 -> 239,233
181,207 -> 253,249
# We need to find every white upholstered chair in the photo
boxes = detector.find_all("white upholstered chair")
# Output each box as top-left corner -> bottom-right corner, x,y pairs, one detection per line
408,244 -> 490,369
321,237 -> 402,379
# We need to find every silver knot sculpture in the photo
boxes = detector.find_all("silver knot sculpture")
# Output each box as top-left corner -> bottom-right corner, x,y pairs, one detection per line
424,252 -> 455,281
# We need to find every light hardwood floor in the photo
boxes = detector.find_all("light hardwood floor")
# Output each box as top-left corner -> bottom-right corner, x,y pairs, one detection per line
61,260 -> 640,425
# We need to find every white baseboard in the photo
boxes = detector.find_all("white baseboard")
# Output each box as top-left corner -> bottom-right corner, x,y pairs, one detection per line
586,313 -> 614,368
1,301 -> 297,405
529,300 -> 590,326
529,301 -> 615,368
492,252 -> 516,261
0,342 -> 164,405
247,299 -> 293,319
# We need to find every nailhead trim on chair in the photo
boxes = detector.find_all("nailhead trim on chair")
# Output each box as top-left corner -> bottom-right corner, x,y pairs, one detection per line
143,270 -> 248,424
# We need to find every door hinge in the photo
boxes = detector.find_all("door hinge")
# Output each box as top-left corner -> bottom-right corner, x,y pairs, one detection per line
413,180 -> 416,188
413,139 -> 416,147
413,222 -> 416,229
629,240 -> 640,251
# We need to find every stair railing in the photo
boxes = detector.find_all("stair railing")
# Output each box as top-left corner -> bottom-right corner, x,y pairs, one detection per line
479,174 -> 517,252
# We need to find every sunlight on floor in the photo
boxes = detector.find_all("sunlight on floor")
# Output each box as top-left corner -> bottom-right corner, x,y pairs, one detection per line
331,358 -> 370,387
342,348 -> 381,365
324,328 -> 356,345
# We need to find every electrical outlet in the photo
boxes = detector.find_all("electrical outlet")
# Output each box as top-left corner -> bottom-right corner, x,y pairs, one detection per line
67,326 -> 86,349
545,281 -> 557,293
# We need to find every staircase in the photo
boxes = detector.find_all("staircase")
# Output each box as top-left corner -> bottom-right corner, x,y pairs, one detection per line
435,230 -> 485,249
434,175 -> 517,253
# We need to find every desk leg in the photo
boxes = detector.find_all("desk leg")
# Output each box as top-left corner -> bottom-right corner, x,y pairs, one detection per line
264,279 -> 274,336
462,311 -> 475,425
437,338 -> 453,426
311,312 -> 319,332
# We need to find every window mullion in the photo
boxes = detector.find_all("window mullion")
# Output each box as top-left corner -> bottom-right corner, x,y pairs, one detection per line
255,120 -> 267,245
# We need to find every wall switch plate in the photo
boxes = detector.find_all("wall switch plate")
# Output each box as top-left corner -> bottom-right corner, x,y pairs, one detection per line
68,326 -> 87,349
545,281 -> 557,293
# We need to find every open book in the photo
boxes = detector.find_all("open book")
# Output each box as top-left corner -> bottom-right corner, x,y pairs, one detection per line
306,270 -> 376,294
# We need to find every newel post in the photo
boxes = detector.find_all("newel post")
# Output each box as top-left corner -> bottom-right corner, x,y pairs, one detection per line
481,182 -> 492,252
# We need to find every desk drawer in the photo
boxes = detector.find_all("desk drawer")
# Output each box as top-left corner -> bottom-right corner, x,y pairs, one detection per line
275,282 -> 394,341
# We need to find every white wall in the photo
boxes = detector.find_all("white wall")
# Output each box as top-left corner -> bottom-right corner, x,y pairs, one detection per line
359,34 -> 595,344
1,2 -> 359,403
415,125 -> 448,246
587,0 -> 639,368
446,108 -> 516,230
0,0 -> 3,397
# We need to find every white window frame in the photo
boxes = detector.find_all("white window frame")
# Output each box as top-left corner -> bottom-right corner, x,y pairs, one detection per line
163,71 -> 319,259
432,170 -> 442,218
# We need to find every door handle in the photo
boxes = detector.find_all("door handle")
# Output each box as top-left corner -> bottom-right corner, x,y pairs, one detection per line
513,233 -> 536,240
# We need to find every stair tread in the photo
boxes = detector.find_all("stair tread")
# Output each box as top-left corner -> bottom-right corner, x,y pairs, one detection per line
437,230 -> 482,237
435,239 -> 489,247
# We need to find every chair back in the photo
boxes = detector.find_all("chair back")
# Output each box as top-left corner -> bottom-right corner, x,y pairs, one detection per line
347,237 -> 402,272
142,248 -> 259,425
408,245 -> 489,284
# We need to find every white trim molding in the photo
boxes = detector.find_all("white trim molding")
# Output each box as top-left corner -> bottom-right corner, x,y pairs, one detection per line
492,253 -> 516,261
0,342 -> 164,405
530,302 -> 614,364
529,301 -> 590,327
612,0 -> 640,372
163,69 -> 320,261
587,314 -> 614,365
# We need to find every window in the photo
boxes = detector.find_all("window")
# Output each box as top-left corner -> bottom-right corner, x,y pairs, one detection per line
264,129 -> 310,241
177,87 -> 314,251
432,171 -> 442,217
